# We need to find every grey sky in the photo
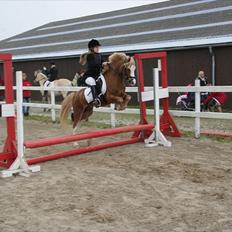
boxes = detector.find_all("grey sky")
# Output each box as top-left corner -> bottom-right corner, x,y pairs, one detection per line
0,0 -> 168,41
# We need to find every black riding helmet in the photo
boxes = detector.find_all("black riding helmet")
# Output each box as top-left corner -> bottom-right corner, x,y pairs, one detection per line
88,39 -> 101,49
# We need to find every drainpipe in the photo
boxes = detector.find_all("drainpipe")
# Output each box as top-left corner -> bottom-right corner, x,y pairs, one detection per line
209,46 -> 215,85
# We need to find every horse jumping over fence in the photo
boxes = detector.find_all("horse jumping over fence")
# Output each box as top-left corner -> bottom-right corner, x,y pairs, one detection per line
34,70 -> 72,109
60,52 -> 136,135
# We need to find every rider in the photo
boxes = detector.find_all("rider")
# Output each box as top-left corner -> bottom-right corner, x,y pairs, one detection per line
47,61 -> 58,82
80,39 -> 102,107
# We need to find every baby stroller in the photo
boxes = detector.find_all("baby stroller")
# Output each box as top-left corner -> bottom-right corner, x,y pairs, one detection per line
203,92 -> 228,112
176,84 -> 207,111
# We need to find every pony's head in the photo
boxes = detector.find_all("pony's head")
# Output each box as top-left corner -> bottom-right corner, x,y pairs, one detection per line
34,69 -> 48,83
103,53 -> 136,86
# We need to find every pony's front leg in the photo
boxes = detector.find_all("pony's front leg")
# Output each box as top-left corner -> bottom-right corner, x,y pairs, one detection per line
73,121 -> 82,147
120,94 -> 131,110
107,94 -> 124,105
47,95 -> 51,112
41,90 -> 47,112
115,94 -> 131,111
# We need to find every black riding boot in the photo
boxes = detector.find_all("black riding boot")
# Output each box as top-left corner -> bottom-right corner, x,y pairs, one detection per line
90,85 -> 101,107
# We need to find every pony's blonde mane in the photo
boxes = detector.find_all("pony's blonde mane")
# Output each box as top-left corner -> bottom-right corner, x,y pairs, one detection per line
103,52 -> 134,75
108,53 -> 129,69
34,70 -> 48,82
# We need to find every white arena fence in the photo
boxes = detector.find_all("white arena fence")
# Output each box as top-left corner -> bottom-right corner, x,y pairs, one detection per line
0,83 -> 232,138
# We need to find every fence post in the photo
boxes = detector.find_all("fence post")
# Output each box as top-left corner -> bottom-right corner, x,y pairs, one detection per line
51,90 -> 56,122
194,79 -> 200,138
1,71 -> 40,177
16,71 -> 25,166
110,104 -> 116,128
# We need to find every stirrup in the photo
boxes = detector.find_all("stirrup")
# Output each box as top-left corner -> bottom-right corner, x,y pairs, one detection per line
93,98 -> 101,107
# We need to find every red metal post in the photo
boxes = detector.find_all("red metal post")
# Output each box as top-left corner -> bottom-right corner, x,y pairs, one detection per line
0,53 -> 17,168
134,52 -> 181,137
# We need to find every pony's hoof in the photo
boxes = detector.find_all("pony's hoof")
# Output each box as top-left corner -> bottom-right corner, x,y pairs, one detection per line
86,139 -> 92,147
115,105 -> 124,111
73,142 -> 79,147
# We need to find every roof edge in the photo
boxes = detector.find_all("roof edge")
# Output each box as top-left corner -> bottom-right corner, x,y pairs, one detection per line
12,35 -> 232,61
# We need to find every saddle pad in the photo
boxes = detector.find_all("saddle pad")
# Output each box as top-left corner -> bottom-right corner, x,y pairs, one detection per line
84,74 -> 106,103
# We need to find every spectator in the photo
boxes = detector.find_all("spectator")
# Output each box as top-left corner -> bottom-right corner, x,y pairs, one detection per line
196,70 -> 208,101
22,73 -> 32,116
196,70 -> 208,86
47,61 -> 58,81
0,75 -> 4,101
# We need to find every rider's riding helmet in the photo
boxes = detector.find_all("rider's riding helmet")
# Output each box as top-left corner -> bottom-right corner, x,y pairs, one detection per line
88,39 -> 101,49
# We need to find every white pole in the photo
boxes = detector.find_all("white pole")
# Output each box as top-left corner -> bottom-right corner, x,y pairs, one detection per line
110,104 -> 116,128
144,67 -> 171,147
16,71 -> 25,166
195,79 -> 201,138
51,90 -> 56,122
153,68 -> 160,142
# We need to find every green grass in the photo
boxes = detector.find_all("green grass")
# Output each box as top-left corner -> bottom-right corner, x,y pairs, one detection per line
26,111 -> 232,143
25,114 -> 53,123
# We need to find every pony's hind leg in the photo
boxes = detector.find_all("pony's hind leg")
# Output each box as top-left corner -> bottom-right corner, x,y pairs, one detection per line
73,121 -> 82,147
115,94 -> 131,111
72,106 -> 84,147
81,105 -> 94,147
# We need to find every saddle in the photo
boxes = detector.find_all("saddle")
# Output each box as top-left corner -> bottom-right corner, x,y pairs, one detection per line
83,75 -> 107,104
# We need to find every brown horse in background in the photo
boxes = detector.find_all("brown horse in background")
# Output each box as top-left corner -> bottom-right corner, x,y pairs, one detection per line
60,52 -> 136,135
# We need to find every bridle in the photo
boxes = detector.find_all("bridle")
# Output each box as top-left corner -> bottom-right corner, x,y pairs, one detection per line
120,58 -> 136,86
105,57 -> 135,81
34,72 -> 48,82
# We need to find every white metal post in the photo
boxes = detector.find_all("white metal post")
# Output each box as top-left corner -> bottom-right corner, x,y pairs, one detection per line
144,66 -> 171,147
195,79 -> 201,138
1,71 -> 40,177
153,68 -> 160,142
16,71 -> 25,168
110,104 -> 116,128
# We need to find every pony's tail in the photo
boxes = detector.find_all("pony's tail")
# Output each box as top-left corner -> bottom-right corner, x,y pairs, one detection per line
59,92 -> 75,127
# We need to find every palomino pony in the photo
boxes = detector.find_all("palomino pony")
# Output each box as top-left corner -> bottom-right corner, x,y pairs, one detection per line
60,52 -> 136,135
34,70 -> 72,106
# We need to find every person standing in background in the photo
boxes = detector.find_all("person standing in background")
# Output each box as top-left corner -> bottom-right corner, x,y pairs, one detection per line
22,73 -> 32,116
196,70 -> 208,101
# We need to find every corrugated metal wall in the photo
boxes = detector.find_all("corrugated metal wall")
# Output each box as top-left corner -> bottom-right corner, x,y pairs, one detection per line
2,45 -> 231,108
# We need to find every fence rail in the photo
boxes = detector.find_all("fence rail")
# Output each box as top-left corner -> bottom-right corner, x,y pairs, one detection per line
0,84 -> 232,137
1,85 -> 232,92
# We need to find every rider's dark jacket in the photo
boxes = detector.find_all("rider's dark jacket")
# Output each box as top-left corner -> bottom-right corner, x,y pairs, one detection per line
197,77 -> 207,86
83,52 -> 102,80
48,65 -> 58,82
